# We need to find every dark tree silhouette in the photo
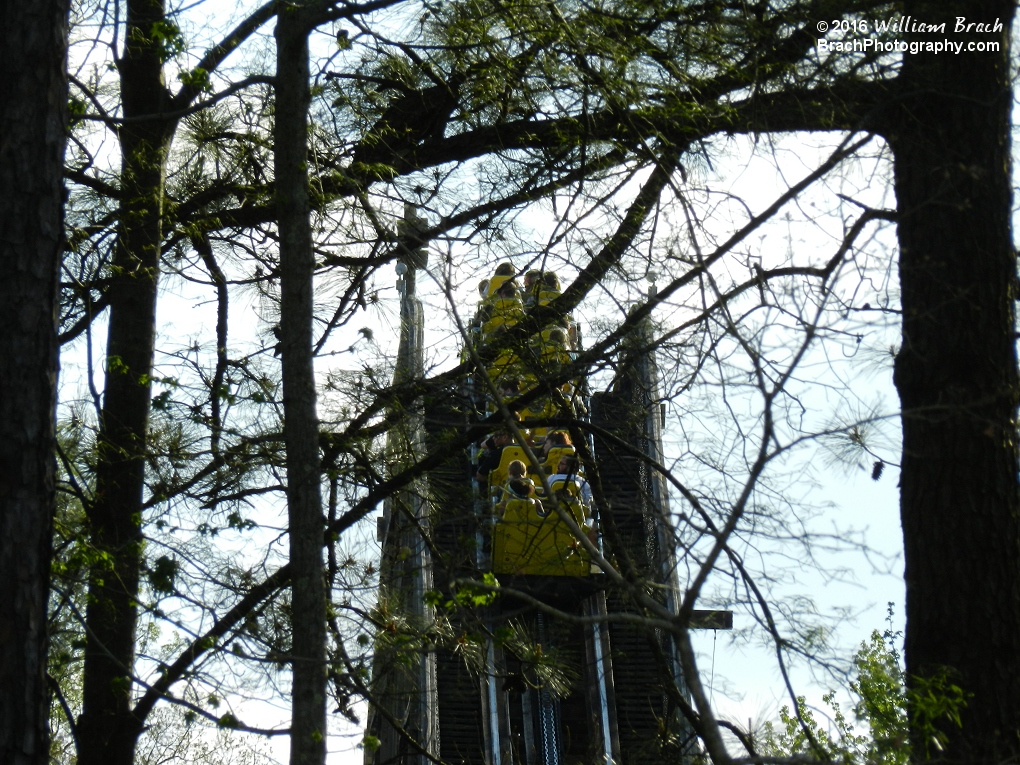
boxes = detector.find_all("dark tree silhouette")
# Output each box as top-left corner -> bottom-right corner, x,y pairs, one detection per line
352,77 -> 462,173
0,1 -> 69,763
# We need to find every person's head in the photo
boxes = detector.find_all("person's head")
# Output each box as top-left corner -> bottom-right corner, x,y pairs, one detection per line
498,280 -> 518,298
548,328 -> 567,346
543,431 -> 573,456
508,460 -> 527,479
493,431 -> 512,447
558,455 -> 580,475
494,262 -> 514,277
541,271 -> 560,290
508,478 -> 532,498
478,279 -> 489,296
500,377 -> 521,396
546,431 -> 571,447
524,270 -> 542,288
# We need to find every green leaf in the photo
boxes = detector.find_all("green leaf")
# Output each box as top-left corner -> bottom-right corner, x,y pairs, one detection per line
179,66 -> 211,92
149,555 -> 178,595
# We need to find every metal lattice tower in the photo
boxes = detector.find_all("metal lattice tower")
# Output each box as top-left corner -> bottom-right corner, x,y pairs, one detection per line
366,244 -> 729,765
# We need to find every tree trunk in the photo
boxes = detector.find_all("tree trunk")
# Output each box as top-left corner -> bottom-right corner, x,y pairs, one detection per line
0,2 -> 69,763
77,1 -> 173,763
276,7 -> 328,764
890,1 -> 1020,761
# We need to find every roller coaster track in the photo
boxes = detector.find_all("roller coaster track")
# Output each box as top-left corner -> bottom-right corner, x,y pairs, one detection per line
366,244 -> 722,765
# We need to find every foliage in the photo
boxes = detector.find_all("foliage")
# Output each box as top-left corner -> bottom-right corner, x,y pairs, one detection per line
761,610 -> 969,765
849,619 -> 908,763
48,419 -> 94,763
134,707 -> 274,765
761,692 -> 865,763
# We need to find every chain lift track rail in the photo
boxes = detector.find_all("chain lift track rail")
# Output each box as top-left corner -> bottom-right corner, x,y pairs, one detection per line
367,238 -> 731,765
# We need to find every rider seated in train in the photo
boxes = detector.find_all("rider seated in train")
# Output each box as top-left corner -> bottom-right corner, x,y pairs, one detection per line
511,327 -> 571,403
506,459 -> 531,485
501,459 -> 534,499
492,481 -> 590,576
541,429 -> 571,451
483,344 -> 523,388
537,270 -> 560,300
530,327 -> 573,382
517,396 -> 561,439
497,477 -> 544,517
471,282 -> 525,386
529,326 -> 570,363
472,262 -> 517,335
545,454 -> 593,508
485,262 -> 517,298
534,271 -> 578,347
522,269 -> 543,308
538,430 -> 575,472
479,280 -> 525,340
477,419 -> 536,492
497,377 -> 522,402
475,430 -> 513,489
478,376 -> 522,416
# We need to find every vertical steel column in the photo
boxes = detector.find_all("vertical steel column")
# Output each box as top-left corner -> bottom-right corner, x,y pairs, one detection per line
588,594 -> 619,765
534,613 -> 562,765
401,216 -> 439,765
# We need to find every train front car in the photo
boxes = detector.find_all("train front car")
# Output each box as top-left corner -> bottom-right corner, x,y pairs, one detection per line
458,263 -> 701,765
368,252 -> 709,765
463,264 -> 614,765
